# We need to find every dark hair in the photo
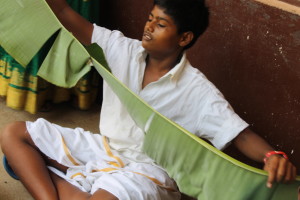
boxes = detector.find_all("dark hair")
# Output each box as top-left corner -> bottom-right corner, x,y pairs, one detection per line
154,0 -> 209,49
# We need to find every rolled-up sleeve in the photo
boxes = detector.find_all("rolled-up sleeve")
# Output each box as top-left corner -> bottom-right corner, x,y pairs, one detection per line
196,86 -> 249,150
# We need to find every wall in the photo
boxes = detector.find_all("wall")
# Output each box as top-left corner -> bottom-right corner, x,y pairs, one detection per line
99,0 -> 300,173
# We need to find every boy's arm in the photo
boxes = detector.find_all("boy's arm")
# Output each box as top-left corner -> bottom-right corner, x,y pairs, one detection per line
46,0 -> 93,45
233,128 -> 297,188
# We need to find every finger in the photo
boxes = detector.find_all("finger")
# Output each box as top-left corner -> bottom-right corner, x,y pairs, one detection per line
283,163 -> 292,183
265,158 -> 279,188
276,157 -> 287,182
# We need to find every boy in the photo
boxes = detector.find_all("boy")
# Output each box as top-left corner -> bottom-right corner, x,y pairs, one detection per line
1,0 -> 296,199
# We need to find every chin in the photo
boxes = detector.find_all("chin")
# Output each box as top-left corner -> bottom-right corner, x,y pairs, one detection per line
142,41 -> 156,55
142,41 -> 149,50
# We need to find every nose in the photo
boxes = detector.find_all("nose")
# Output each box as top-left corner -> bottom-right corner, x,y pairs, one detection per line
146,20 -> 155,32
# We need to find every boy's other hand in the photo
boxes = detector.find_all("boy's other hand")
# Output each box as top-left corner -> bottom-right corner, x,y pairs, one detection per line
263,155 -> 297,188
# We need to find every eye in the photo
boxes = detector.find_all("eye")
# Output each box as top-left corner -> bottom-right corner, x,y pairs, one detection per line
158,24 -> 166,28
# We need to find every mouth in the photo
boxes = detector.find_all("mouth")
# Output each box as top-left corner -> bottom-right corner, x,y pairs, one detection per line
143,31 -> 152,41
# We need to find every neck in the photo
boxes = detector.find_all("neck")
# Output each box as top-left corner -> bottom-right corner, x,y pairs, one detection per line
146,50 -> 183,73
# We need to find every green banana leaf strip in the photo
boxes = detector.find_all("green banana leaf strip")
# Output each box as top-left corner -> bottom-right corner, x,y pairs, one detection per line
0,0 -> 299,199
0,0 -> 61,67
39,28 -> 92,87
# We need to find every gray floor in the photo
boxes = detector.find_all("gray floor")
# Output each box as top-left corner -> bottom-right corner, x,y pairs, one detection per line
0,97 -> 100,200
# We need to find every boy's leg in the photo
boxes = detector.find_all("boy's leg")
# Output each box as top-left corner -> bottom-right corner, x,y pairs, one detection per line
1,121 -> 118,200
1,121 -> 60,199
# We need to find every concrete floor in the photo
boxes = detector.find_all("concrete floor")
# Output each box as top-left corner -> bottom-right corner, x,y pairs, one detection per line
0,97 -> 100,200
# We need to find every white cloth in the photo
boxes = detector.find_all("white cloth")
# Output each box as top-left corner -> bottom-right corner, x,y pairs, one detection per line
26,118 -> 180,200
92,24 -> 248,156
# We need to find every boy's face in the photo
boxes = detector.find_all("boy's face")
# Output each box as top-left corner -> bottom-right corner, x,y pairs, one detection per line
142,5 -> 184,57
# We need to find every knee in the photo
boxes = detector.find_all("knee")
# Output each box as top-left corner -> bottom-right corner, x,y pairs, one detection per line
1,121 -> 27,153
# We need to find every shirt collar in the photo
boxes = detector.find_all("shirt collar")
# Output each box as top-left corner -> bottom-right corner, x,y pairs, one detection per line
166,52 -> 187,82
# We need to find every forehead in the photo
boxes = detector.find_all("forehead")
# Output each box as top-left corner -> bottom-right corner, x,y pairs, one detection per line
150,5 -> 175,24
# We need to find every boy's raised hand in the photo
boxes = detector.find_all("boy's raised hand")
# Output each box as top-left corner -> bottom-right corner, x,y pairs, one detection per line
45,0 -> 93,45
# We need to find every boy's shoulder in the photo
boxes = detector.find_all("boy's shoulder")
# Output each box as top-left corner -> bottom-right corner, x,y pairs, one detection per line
179,62 -> 222,97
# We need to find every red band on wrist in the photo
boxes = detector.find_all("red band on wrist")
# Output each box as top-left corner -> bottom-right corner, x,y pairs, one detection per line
264,151 -> 288,163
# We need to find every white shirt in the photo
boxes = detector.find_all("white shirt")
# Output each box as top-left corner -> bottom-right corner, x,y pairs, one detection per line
92,25 -> 248,163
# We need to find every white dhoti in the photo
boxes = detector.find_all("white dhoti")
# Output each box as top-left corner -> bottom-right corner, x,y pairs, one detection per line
26,118 -> 180,200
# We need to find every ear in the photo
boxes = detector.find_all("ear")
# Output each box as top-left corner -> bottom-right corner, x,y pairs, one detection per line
179,32 -> 194,48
